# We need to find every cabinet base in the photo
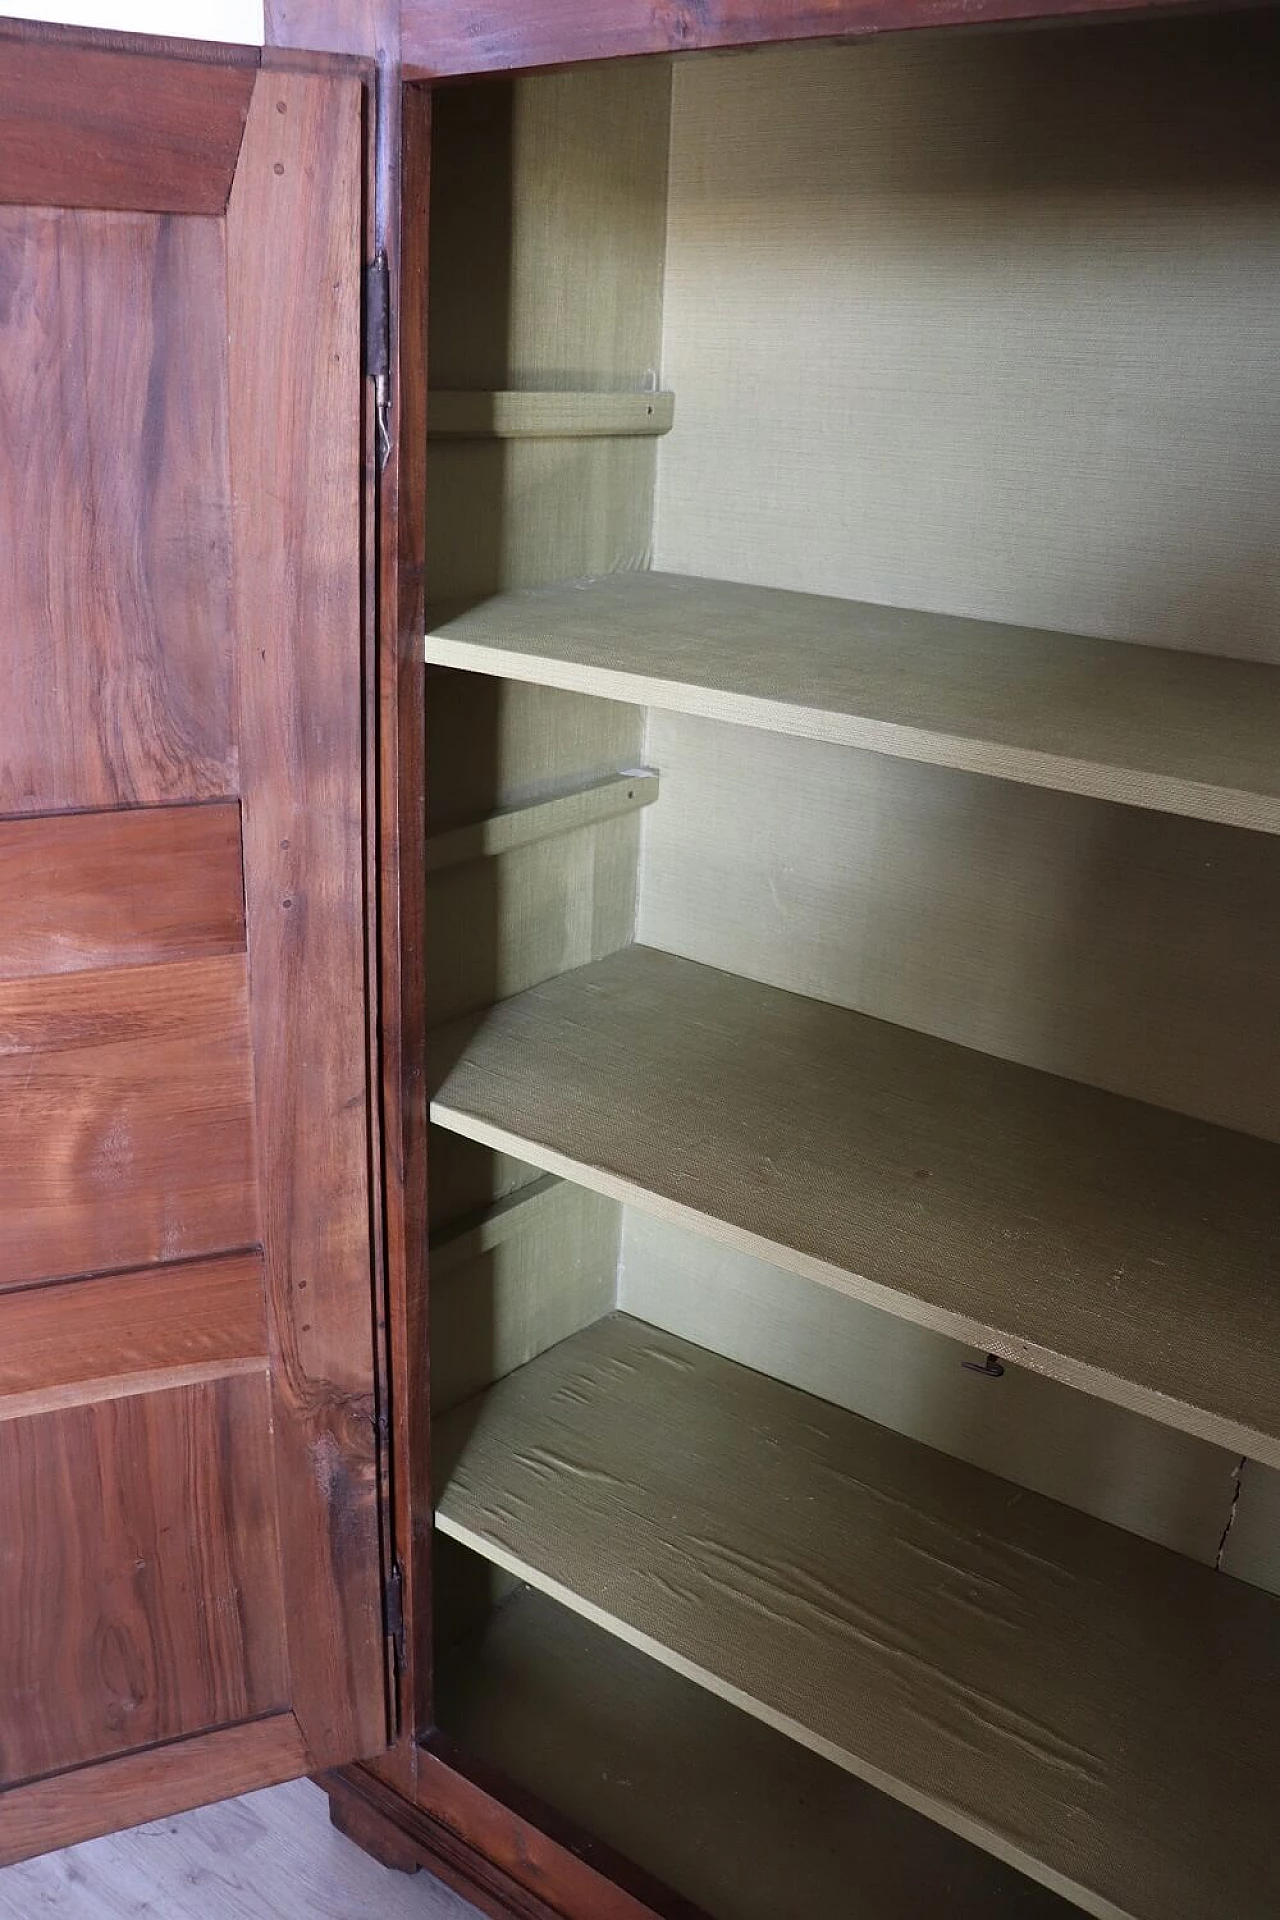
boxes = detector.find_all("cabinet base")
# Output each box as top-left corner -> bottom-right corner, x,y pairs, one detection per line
318,1747 -> 698,1920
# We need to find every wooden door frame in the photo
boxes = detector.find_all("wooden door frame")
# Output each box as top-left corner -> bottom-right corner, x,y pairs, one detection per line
0,18 -> 408,1862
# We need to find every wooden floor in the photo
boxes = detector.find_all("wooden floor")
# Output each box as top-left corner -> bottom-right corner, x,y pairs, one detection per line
0,1778 -> 480,1919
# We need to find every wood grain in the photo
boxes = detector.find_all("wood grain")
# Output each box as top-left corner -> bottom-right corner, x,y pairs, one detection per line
0,208 -> 236,815
0,1253 -> 266,1406
0,804 -> 244,981
263,0 -> 395,57
0,1373 -> 288,1787
400,0 -> 1228,77
0,1715 -> 310,1870
440,1579 -> 1068,1920
427,573 -> 1280,833
0,955 -> 257,1292
378,75 -> 433,1744
226,69 -> 385,1767
0,41 -> 253,214
430,944 -> 1280,1464
436,1314 -> 1280,1920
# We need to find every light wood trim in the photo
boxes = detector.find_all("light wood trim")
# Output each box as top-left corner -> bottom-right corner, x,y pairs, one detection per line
426,771 -> 659,875
427,573 -> 1280,833
430,945 -> 1280,1465
439,1578 -> 1070,1920
429,391 -> 675,439
429,1174 -> 567,1277
436,1315 -> 1280,1920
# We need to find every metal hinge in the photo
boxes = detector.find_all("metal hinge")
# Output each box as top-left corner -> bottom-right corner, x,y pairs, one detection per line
382,1561 -> 406,1674
364,249 -> 392,470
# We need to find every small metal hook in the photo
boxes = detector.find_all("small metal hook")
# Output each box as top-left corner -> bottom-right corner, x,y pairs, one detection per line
962,1352 -> 1005,1378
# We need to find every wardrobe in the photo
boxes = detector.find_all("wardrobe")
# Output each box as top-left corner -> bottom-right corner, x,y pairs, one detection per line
2,4 -> 1278,1917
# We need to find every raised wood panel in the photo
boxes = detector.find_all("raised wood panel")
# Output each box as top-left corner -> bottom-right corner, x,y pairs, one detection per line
0,803 -> 245,981
436,1315 -> 1280,1920
400,0 -> 1218,76
0,1372 -> 289,1787
0,207 -> 236,815
226,69 -> 384,1764
0,42 -> 386,1842
0,954 -> 257,1292
0,41 -> 254,215
0,1253 -> 266,1412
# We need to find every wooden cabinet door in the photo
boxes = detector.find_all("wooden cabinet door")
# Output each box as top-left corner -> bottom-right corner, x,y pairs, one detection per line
0,31 -> 388,1864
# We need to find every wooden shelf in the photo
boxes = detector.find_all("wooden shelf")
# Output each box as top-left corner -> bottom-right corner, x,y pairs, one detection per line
428,390 -> 675,439
439,1579 -> 1068,1920
425,571 -> 1280,832
435,1314 -> 1280,1920
429,944 -> 1280,1464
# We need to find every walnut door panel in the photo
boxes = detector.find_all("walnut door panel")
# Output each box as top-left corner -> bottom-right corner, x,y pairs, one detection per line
0,1370 -> 288,1786
0,208 -> 237,817
0,954 -> 258,1290
0,803 -> 246,980
0,1252 -> 267,1414
0,39 -> 384,1862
